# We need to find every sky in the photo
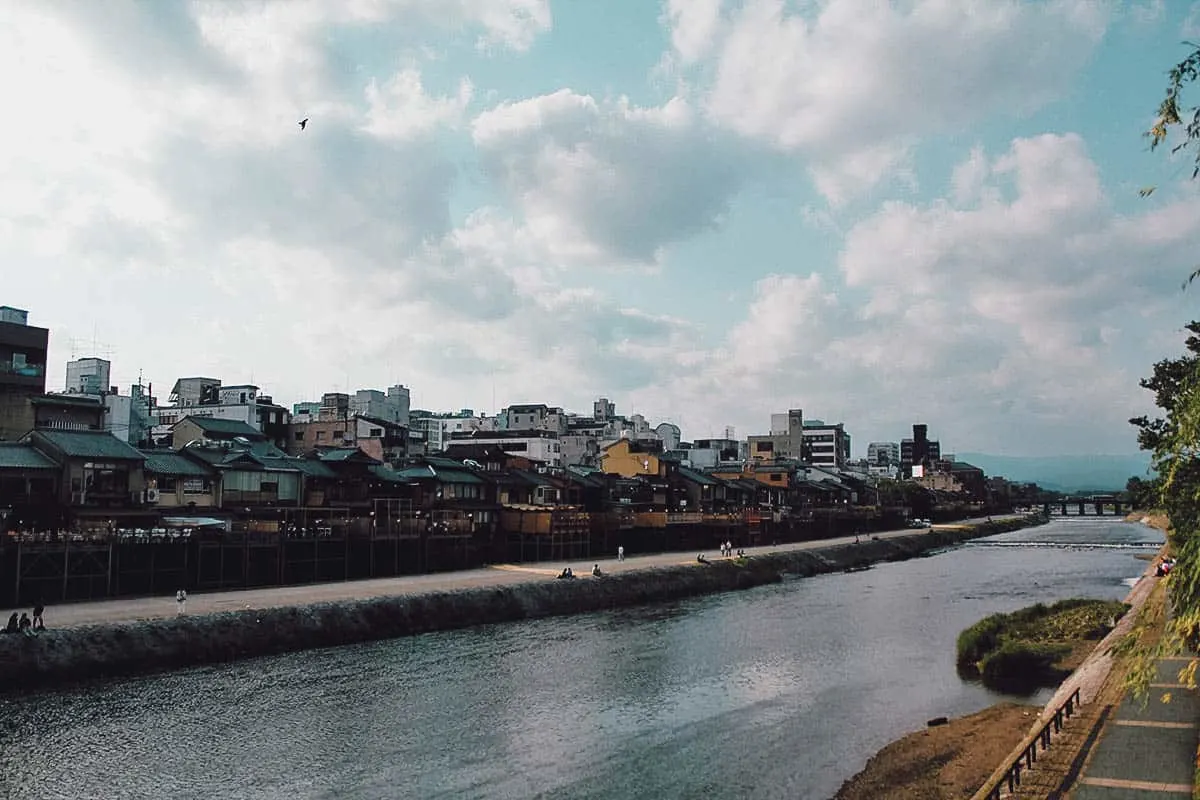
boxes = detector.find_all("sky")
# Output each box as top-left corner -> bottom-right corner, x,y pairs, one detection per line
4,0 -> 1200,458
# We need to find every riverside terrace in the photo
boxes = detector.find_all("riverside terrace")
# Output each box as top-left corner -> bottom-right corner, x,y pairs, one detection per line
0,430 -> 1013,607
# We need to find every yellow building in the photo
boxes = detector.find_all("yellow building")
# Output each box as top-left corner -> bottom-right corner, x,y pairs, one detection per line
599,439 -> 668,478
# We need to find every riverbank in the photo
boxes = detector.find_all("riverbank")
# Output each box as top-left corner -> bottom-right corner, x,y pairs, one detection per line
0,516 -> 1038,693
838,513 -> 1167,799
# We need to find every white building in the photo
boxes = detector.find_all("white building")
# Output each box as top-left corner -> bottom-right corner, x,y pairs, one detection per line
152,378 -> 289,446
446,429 -> 562,467
802,419 -> 851,470
409,410 -> 499,453
64,357 -> 111,396
654,422 -> 681,451
350,384 -> 410,426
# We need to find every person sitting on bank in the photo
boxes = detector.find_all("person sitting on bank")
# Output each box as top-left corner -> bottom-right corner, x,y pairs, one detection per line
591,564 -> 602,577
32,603 -> 44,630
18,613 -> 31,635
3,612 -> 17,634
697,553 -> 709,565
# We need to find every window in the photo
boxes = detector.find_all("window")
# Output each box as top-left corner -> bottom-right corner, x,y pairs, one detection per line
770,473 -> 783,482
334,430 -> 345,438
294,431 -> 304,441
240,392 -> 247,403
316,431 -> 325,440
369,428 -> 383,437
756,441 -> 773,452
157,477 -> 178,492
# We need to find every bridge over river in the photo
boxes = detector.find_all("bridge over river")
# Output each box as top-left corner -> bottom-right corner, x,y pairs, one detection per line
1042,495 -> 1127,516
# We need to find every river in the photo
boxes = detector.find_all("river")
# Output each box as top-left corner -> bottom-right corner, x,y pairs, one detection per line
0,518 -> 1163,800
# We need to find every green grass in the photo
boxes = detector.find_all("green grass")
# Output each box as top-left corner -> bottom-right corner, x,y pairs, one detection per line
956,599 -> 1129,692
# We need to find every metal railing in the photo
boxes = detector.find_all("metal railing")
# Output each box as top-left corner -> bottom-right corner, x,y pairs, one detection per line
977,686 -> 1082,799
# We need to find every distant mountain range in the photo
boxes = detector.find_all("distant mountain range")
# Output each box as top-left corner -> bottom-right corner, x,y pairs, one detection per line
954,452 -> 1154,493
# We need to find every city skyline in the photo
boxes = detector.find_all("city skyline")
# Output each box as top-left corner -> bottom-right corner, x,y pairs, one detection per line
4,2 -> 1200,456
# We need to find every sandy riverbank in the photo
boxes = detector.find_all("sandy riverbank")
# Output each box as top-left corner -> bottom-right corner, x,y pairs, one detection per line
0,517 -> 1039,693
837,511 -> 1168,799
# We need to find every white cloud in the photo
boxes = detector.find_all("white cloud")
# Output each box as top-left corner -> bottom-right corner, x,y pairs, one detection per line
1185,1 -> 1200,37
362,70 -> 474,140
670,0 -> 1110,204
472,91 -> 755,262
663,0 -> 727,64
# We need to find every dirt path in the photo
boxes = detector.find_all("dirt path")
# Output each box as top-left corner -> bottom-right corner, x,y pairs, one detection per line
833,703 -> 1040,800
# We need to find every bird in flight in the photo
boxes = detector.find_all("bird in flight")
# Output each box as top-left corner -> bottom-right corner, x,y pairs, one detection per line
299,118 -> 309,131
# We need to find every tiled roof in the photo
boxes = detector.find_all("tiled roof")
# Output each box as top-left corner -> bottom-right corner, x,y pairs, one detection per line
178,417 -> 266,439
291,459 -> 337,478
317,448 -> 379,464
508,468 -> 555,487
0,443 -> 58,470
394,464 -> 484,484
368,464 -> 408,483
140,450 -> 213,477
677,466 -> 717,485
30,430 -> 145,461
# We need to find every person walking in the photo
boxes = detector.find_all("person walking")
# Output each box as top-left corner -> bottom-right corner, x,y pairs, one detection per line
617,545 -> 624,562
175,589 -> 188,616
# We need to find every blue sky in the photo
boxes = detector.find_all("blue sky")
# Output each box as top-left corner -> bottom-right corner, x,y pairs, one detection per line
4,0 -> 1200,457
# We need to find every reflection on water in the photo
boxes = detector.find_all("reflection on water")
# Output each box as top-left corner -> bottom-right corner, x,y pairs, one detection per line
0,519 -> 1162,800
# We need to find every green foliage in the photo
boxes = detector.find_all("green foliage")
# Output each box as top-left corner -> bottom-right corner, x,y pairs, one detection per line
1124,475 -> 1161,509
956,599 -> 1128,689
979,641 -> 1071,692
1149,42 -> 1200,180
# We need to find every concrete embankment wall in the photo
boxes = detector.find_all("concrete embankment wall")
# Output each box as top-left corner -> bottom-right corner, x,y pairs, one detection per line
1,517 -> 1040,693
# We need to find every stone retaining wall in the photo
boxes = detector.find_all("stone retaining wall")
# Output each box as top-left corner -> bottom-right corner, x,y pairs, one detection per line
0,517 -> 1041,693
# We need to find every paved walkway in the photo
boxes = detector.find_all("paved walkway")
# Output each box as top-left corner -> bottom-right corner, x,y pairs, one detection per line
1068,657 -> 1198,799
25,516 -> 1011,630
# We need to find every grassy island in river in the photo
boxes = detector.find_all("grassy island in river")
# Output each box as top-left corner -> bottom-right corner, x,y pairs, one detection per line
956,598 -> 1130,693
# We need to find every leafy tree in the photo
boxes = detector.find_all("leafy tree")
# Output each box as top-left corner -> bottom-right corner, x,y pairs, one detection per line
1125,43 -> 1200,700
1149,42 -> 1200,179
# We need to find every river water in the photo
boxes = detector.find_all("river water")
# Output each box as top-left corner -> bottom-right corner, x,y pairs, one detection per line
0,518 -> 1163,800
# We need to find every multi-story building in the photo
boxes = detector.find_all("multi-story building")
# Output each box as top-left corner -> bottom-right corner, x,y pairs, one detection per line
867,441 -> 900,467
349,385 -> 410,426
747,409 -> 804,462
62,358 -> 154,445
446,428 -> 562,467
409,409 -> 498,453
801,419 -> 851,470
292,401 -> 320,423
288,414 -> 409,464
687,436 -> 746,469
901,424 -> 941,477
152,378 -> 290,448
64,357 -> 111,396
0,306 -> 49,441
501,403 -> 568,434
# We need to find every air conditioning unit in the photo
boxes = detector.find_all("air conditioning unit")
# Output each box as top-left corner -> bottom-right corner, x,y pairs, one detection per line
145,488 -> 160,504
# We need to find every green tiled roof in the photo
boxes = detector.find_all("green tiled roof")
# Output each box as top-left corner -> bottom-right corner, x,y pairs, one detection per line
394,464 -> 484,484
369,464 -> 408,483
31,430 -> 145,461
317,448 -> 379,464
180,417 -> 266,439
677,466 -> 717,485
291,458 -> 337,478
508,468 -> 555,487
0,443 -> 58,470
140,450 -> 213,477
